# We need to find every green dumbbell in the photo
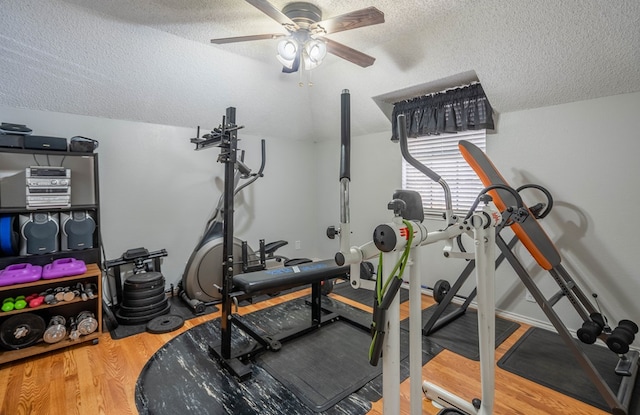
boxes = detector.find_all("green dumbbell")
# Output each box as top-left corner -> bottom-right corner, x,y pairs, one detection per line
2,298 -> 15,312
14,296 -> 27,310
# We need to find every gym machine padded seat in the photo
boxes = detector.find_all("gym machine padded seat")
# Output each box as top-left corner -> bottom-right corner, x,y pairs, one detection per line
233,259 -> 348,295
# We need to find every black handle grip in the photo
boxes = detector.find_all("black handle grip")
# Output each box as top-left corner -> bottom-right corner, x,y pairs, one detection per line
340,89 -> 351,181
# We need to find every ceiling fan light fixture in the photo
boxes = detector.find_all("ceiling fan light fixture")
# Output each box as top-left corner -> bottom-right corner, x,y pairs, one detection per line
277,38 -> 298,59
305,39 -> 327,64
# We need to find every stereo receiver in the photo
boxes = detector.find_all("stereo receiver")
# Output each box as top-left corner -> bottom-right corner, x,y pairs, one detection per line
25,166 -> 71,209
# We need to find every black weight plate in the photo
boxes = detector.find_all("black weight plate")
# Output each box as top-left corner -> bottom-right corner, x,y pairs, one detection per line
115,302 -> 171,325
433,279 -> 451,304
125,271 -> 164,285
0,313 -> 46,350
121,291 -> 167,308
124,274 -> 165,290
118,298 -> 169,317
119,297 -> 169,313
123,285 -> 165,300
124,279 -> 165,291
146,314 -> 184,334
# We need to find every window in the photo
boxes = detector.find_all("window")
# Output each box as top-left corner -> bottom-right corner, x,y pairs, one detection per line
402,130 -> 486,214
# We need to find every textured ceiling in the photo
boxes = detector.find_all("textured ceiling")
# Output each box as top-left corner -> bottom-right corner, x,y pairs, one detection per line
1,0 -> 639,141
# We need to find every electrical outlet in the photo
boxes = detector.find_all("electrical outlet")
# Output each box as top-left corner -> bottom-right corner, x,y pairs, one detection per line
525,290 -> 536,303
295,240 -> 301,250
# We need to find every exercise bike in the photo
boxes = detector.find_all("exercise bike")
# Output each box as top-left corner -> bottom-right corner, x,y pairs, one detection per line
179,118 -> 296,311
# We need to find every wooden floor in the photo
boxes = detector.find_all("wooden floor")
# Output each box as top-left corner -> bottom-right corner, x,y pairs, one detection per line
0,288 -> 612,415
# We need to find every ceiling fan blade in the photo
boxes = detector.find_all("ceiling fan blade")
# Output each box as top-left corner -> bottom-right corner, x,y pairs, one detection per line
210,33 -> 286,44
310,7 -> 384,35
325,38 -> 375,67
245,0 -> 299,30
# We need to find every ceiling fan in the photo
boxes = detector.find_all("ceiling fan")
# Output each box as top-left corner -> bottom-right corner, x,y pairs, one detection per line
210,0 -> 385,73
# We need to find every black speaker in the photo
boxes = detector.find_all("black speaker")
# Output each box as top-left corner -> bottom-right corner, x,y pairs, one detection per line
19,213 -> 59,255
61,211 -> 96,250
23,135 -> 67,151
0,134 -> 24,149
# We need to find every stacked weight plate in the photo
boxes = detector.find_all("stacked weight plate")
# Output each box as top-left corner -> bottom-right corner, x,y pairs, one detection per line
115,272 -> 170,325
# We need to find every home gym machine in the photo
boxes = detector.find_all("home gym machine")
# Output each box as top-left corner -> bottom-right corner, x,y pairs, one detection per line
179,113 -> 300,313
192,107 -> 356,381
329,91 -> 501,415
444,139 -> 639,415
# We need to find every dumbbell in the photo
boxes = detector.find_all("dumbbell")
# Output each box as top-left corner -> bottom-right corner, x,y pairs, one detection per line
25,293 -> 44,308
577,313 -> 606,344
76,311 -> 98,336
43,315 -> 67,344
2,296 -> 27,312
606,319 -> 639,354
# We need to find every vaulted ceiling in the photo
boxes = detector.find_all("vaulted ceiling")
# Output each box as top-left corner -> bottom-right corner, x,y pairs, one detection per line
1,0 -> 639,141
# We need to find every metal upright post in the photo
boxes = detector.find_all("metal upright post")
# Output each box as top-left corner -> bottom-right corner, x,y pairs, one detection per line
220,107 -> 237,360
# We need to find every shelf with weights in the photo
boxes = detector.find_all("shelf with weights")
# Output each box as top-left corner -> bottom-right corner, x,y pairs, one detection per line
0,262 -> 102,364
0,136 -> 103,364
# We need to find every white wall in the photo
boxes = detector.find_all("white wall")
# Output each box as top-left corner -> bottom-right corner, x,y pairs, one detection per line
3,90 -> 638,333
321,91 -> 640,332
0,106 -> 317,299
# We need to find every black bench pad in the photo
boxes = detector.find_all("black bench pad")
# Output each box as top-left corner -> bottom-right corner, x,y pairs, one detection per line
233,259 -> 348,295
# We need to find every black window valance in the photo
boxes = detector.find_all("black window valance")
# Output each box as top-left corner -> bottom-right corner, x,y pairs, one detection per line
391,83 -> 494,141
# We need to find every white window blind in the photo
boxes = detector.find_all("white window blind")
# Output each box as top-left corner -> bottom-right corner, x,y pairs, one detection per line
402,130 -> 486,214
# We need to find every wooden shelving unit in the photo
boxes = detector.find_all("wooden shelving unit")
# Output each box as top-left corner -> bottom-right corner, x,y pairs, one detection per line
0,146 -> 103,363
0,263 -> 102,364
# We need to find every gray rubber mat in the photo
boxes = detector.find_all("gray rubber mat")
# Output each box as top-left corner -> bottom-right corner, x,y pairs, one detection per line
498,327 -> 640,413
109,295 -> 217,340
257,320 -> 380,412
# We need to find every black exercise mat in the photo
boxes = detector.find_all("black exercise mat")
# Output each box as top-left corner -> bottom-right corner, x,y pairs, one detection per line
257,320 -> 380,412
331,281 -> 409,306
136,295 -> 441,415
400,303 -> 520,361
109,295 -> 218,340
498,327 -> 640,413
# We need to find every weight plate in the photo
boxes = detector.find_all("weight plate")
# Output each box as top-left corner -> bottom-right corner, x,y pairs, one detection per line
118,298 -> 169,317
119,297 -> 169,313
433,279 -> 451,304
115,302 -> 171,325
124,278 -> 165,291
321,279 -> 334,295
122,285 -> 165,300
146,314 -> 184,334
121,291 -> 167,308
0,313 -> 46,350
124,272 -> 165,289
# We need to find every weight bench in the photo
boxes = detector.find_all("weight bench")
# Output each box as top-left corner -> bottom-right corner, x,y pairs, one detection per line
209,259 -> 361,381
459,139 -> 639,415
